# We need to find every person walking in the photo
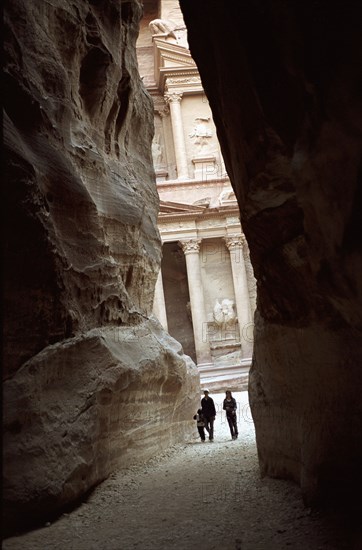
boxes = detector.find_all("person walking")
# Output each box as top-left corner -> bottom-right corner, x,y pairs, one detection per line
193,408 -> 206,442
223,390 -> 238,440
201,389 -> 216,441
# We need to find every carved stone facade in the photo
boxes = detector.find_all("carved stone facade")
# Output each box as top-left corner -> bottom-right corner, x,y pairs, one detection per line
137,1 -> 256,385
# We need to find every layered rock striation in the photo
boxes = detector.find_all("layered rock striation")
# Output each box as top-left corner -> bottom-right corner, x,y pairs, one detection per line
4,319 -> 198,532
180,0 -> 362,504
4,0 -> 159,376
3,0 -> 198,531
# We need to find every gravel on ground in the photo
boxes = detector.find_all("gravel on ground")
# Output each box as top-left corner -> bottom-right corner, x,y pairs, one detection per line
3,391 -> 360,550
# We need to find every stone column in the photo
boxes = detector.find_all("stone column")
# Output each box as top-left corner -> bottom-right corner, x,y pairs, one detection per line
179,239 -> 212,366
165,91 -> 189,179
225,234 -> 253,358
153,269 -> 168,331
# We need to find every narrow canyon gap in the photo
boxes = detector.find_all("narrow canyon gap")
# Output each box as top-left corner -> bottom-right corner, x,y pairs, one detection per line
3,0 -> 362,537
3,0 -> 199,534
180,0 -> 362,505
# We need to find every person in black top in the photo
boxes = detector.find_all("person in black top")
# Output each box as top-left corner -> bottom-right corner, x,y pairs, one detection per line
193,408 -> 206,442
201,389 -> 216,441
223,390 -> 238,440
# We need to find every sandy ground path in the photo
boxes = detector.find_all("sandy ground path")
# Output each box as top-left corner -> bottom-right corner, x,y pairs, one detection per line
3,392 -> 358,550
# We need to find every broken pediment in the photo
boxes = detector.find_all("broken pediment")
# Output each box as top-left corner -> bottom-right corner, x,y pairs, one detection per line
159,200 -> 207,214
152,36 -> 201,93
193,197 -> 211,207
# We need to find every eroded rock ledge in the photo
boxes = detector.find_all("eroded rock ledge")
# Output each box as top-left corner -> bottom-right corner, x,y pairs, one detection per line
180,0 -> 362,504
4,0 -> 198,531
4,318 -> 198,530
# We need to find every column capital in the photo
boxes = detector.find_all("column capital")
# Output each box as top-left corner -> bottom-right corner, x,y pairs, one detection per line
156,106 -> 170,118
179,239 -> 201,254
165,91 -> 183,104
224,234 -> 247,250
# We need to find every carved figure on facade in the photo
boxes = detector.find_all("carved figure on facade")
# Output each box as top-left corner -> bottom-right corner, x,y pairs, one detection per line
149,19 -> 188,48
213,299 -> 237,328
153,96 -> 169,118
156,106 -> 170,119
151,132 -> 165,169
149,19 -> 177,39
189,117 -> 213,155
186,301 -> 192,323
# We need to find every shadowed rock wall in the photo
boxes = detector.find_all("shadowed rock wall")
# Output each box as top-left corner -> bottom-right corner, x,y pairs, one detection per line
3,0 -> 198,531
180,0 -> 362,504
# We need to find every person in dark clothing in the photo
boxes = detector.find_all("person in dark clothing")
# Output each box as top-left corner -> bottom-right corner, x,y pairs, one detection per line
223,390 -> 238,440
201,389 -> 216,441
193,408 -> 206,442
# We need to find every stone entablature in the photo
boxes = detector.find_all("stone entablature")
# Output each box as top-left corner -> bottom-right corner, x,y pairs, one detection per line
159,211 -> 242,243
159,206 -> 240,221
167,75 -> 202,89
157,175 -> 230,188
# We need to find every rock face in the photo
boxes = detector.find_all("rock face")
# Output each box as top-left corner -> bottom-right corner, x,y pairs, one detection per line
4,0 -> 159,376
3,0 -> 199,531
4,319 -> 198,531
180,0 -> 362,504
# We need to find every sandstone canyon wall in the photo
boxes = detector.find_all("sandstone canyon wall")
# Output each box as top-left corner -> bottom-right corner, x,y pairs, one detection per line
3,0 -> 198,532
180,0 -> 362,505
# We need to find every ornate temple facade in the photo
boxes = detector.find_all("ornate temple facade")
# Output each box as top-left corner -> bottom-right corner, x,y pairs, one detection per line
137,1 -> 256,386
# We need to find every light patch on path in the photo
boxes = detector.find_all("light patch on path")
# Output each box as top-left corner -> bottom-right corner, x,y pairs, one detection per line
3,392 -> 351,549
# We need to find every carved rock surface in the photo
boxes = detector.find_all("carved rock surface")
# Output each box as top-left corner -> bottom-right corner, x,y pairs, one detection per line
180,0 -> 362,504
4,0 -> 159,376
3,0 -> 199,530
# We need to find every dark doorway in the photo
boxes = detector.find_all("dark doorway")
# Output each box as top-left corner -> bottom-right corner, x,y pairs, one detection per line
161,242 -> 196,362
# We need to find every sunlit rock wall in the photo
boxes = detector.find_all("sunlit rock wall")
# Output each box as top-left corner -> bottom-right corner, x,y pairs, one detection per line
180,0 -> 362,504
3,0 -> 199,531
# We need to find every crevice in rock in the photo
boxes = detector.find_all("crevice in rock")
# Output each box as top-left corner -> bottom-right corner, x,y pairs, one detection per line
79,46 -> 111,118
3,73 -> 43,132
114,70 -> 131,149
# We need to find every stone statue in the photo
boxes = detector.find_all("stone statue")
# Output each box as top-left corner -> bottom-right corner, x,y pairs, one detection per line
149,19 -> 177,39
213,299 -> 236,328
186,301 -> 192,323
149,19 -> 188,48
151,133 -> 164,168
